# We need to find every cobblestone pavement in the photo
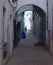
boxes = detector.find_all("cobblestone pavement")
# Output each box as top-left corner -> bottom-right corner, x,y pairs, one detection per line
7,34 -> 53,65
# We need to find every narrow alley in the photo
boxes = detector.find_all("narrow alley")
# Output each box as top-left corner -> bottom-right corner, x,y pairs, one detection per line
0,0 -> 53,65
7,33 -> 53,65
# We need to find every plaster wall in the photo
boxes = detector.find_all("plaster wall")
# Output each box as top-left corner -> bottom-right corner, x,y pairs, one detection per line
16,0 -> 47,13
0,0 -> 3,65
48,0 -> 53,53
3,0 -> 14,63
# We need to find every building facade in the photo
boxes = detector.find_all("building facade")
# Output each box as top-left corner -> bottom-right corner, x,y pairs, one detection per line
47,0 -> 53,54
0,0 -> 17,65
0,0 -> 53,65
0,0 -> 3,65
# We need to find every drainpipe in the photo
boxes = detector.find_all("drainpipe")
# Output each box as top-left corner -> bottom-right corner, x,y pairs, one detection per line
47,0 -> 48,29
46,0 -> 48,49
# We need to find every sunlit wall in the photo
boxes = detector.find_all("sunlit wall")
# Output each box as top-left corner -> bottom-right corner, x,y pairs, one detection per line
24,11 -> 33,30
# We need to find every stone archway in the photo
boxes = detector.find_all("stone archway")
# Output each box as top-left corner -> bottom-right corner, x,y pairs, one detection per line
14,4 -> 46,47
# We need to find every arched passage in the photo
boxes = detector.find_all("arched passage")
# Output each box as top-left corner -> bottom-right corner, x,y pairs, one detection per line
14,4 -> 46,47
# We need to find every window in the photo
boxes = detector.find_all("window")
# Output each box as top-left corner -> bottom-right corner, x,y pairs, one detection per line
12,0 -> 17,2
3,6 -> 6,16
8,0 -> 17,3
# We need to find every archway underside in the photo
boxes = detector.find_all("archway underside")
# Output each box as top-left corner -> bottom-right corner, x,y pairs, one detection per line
15,4 -> 46,46
15,4 -> 46,17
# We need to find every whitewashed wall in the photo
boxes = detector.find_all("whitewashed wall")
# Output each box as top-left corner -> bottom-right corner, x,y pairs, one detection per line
3,0 -> 14,57
0,0 -> 3,65
48,0 -> 53,53
51,0 -> 53,53
16,0 -> 47,13
0,0 -> 3,45
52,0 -> 53,53
2,1 -> 14,65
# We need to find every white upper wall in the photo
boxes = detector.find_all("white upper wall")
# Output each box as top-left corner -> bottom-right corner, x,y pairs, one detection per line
3,0 -> 14,42
0,0 -> 3,65
0,0 -> 3,43
48,0 -> 52,30
16,0 -> 47,13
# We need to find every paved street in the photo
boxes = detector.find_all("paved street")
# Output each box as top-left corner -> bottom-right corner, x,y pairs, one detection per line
7,33 -> 53,65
